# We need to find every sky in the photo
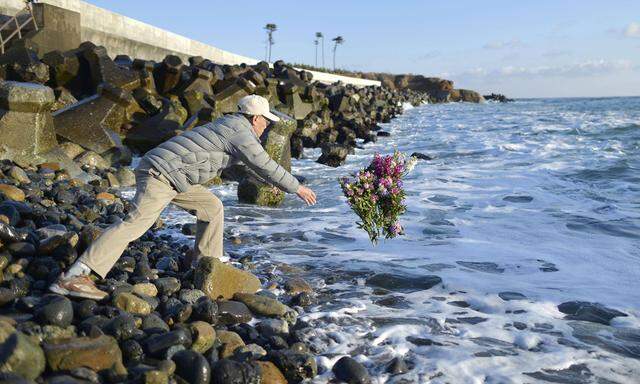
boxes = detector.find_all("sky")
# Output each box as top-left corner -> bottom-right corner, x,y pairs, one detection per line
85,0 -> 640,98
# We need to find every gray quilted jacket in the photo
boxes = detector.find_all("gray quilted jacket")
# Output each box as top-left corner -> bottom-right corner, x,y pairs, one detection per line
141,113 -> 300,194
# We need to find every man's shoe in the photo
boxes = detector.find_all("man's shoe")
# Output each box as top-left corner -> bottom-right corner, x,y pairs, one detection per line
49,275 -> 109,300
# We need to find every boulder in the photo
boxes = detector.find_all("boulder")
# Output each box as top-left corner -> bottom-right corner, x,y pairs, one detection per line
113,293 -> 152,315
558,301 -> 627,325
171,350 -> 211,384
194,257 -> 261,300
233,293 -> 296,322
0,81 -> 58,163
267,350 -> 317,383
53,84 -> 138,154
332,356 -> 371,384
216,330 -> 246,359
317,144 -> 349,167
124,98 -> 186,152
190,321 -> 216,354
0,320 -> 46,379
256,361 -> 287,384
210,359 -> 261,384
0,185 -> 25,202
43,335 -> 127,375
237,111 -> 297,207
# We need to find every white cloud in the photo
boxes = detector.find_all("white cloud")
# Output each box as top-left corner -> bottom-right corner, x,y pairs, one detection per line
623,22 -> 640,38
483,39 -> 523,50
454,59 -> 634,80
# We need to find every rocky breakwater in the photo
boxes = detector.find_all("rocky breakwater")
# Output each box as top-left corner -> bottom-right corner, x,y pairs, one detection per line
0,158 -> 332,383
0,40 -> 426,207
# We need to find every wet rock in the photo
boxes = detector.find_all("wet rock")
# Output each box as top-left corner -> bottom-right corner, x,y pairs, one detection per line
58,142 -> 85,159
172,350 -> 211,384
113,292 -> 152,315
524,363 -> 596,384
268,349 -> 317,383
499,291 -> 527,301
0,320 -> 46,379
192,296 -> 219,323
179,288 -> 206,304
456,261 -> 505,274
145,329 -> 191,357
217,300 -> 252,325
568,321 -> 640,359
256,361 -> 287,384
154,277 -> 181,296
115,167 -> 136,187
291,292 -> 315,307
190,321 -> 216,354
102,313 -> 140,341
35,295 -> 74,327
411,152 -> 433,161
194,257 -> 261,300
0,185 -> 25,202
365,273 -> 442,293
216,330 -> 245,359
210,359 -> 261,384
43,335 -> 126,375
8,166 -> 30,184
75,151 -> 110,170
141,314 -> 170,334
375,296 -> 412,309
317,144 -> 349,167
332,356 -> 371,384
132,283 -> 158,297
284,278 -> 313,295
256,319 -> 289,337
233,293 -> 296,322
558,301 -> 627,325
386,356 -> 409,375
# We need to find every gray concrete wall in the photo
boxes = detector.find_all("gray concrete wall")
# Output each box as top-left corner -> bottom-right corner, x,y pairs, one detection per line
0,0 -> 381,87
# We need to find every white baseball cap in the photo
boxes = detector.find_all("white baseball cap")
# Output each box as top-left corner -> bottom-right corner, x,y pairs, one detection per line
238,95 -> 280,122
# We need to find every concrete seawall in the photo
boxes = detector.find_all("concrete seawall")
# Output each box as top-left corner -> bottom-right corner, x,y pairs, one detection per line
0,0 -> 381,87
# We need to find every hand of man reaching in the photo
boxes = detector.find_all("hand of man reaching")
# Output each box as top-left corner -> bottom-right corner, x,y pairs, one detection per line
296,185 -> 317,206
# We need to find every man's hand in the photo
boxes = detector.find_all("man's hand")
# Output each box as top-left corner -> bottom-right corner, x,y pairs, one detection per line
296,185 -> 317,206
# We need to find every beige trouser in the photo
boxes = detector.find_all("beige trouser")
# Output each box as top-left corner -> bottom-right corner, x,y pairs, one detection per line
79,166 -> 224,278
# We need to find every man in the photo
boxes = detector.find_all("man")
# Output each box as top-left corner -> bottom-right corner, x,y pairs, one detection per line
50,95 -> 317,300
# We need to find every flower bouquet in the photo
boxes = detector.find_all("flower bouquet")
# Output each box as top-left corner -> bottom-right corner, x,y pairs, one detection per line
340,151 -> 417,244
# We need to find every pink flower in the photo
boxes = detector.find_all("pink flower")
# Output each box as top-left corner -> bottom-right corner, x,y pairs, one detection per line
391,187 -> 400,195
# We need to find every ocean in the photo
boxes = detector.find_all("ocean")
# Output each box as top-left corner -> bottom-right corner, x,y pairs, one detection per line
133,97 -> 640,383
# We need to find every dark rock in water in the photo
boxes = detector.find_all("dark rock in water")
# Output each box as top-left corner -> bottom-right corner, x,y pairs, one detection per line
568,321 -> 640,359
524,363 -> 595,384
386,356 -> 409,375
411,152 -> 433,160
35,295 -> 74,327
365,273 -> 441,293
503,195 -> 533,203
317,144 -> 349,167
558,301 -> 627,325
447,316 -> 488,325
499,291 -> 527,301
267,350 -> 317,383
172,350 -> 211,384
513,321 -> 528,330
217,300 -> 253,325
406,336 -> 444,346
376,131 -> 391,137
291,292 -> 315,307
182,222 -> 197,236
447,300 -> 470,308
332,356 -> 371,384
374,295 -> 412,309
0,204 -> 21,226
210,359 -> 261,384
456,261 -> 505,274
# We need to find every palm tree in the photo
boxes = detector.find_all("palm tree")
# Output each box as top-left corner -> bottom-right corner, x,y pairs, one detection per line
314,37 -> 319,66
264,23 -> 277,62
315,32 -> 324,68
332,36 -> 344,70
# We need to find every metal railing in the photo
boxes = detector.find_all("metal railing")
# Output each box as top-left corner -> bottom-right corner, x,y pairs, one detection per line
0,1 -> 38,54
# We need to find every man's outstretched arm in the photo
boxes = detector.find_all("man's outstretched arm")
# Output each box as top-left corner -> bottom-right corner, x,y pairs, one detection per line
229,133 -> 316,205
